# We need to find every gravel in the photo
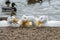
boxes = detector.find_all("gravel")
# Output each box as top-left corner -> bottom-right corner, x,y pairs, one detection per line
0,27 -> 60,40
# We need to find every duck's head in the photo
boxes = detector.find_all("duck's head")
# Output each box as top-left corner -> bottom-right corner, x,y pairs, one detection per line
39,15 -> 48,23
11,2 -> 16,7
21,15 -> 28,21
26,16 -> 35,22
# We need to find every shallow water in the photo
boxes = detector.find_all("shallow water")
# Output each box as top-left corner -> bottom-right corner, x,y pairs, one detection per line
0,0 -> 60,21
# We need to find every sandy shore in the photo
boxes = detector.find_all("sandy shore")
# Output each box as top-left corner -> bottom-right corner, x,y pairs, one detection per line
0,27 -> 60,40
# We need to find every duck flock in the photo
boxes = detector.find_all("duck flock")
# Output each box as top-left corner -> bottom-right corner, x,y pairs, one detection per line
7,15 -> 48,27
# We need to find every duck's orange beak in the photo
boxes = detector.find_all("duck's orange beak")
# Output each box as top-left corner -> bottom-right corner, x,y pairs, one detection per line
13,18 -> 18,23
25,21 -> 30,27
36,20 -> 41,27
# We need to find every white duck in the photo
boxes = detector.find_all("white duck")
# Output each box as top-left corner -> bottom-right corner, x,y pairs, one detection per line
7,15 -> 15,23
7,15 -> 20,27
20,15 -> 33,27
34,15 -> 48,27
39,15 -> 48,23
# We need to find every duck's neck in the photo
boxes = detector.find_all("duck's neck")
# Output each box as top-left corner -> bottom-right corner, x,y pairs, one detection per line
12,4 -> 15,7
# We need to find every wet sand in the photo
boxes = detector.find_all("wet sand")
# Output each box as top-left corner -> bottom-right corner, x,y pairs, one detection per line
0,27 -> 60,40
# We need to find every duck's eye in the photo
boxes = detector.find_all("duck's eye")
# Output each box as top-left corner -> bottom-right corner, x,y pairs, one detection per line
41,17 -> 43,19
